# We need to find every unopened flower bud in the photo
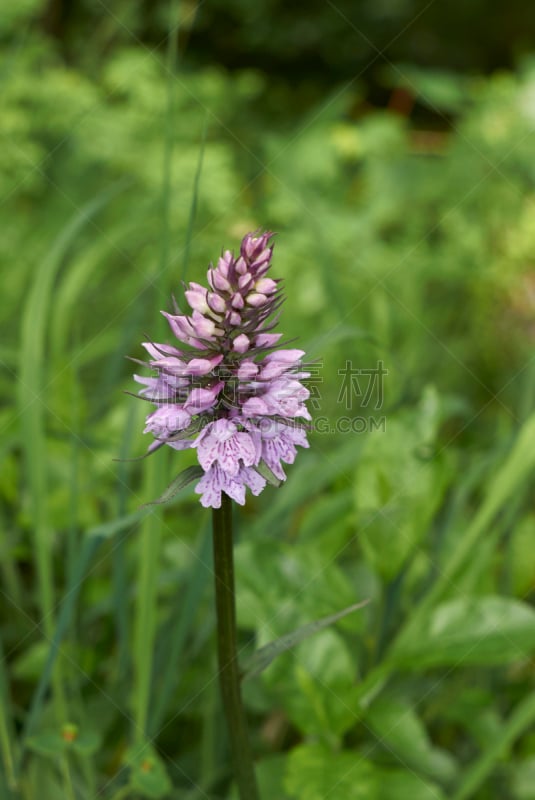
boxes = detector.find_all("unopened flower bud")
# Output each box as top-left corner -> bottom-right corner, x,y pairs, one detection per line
246,292 -> 268,307
234,257 -> 248,275
231,293 -> 245,309
238,274 -> 254,291
207,293 -> 226,313
185,283 -> 209,314
255,333 -> 282,348
233,334 -> 250,353
210,269 -> 231,292
255,278 -> 277,295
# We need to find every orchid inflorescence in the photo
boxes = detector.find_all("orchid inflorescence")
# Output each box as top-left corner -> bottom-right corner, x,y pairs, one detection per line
133,231 -> 311,508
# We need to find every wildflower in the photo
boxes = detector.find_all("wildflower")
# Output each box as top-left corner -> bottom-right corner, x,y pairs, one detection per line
134,232 -> 310,508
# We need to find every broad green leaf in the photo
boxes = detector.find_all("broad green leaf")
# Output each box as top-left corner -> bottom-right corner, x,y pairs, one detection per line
235,539 -> 357,637
276,629 -> 362,740
26,724 -> 101,758
512,757 -> 535,799
12,641 -> 50,681
230,755 -> 290,800
284,744 -> 446,800
126,744 -> 172,799
26,731 -> 66,758
391,595 -> 535,668
284,744 -> 378,800
380,770 -> 446,800
144,465 -> 204,506
243,600 -> 369,680
354,391 -> 453,579
298,490 -> 355,559
440,688 -> 502,749
366,697 -> 457,782
71,729 -> 101,756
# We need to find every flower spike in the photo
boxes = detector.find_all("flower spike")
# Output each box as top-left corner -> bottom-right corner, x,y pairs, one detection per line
133,231 -> 310,508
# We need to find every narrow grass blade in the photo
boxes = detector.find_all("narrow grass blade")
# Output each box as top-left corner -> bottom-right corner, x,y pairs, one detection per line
451,692 -> 535,800
149,525 -> 212,736
243,600 -> 370,681
0,633 -> 17,794
18,534 -> 103,764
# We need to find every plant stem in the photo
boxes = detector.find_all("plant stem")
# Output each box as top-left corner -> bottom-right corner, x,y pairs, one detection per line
212,494 -> 260,800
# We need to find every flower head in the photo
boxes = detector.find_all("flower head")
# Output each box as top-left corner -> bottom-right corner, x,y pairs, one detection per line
133,231 -> 310,508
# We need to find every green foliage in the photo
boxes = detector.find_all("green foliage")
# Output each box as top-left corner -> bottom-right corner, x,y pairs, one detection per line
391,596 -> 535,668
2,11 -> 535,800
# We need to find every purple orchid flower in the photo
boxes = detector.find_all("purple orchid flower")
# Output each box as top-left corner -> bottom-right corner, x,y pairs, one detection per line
133,231 -> 311,508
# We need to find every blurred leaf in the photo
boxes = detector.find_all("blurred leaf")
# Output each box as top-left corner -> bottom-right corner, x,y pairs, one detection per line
384,65 -> 472,113
391,596 -> 535,668
510,515 -> 535,595
25,758 -> 64,800
282,629 -> 362,740
12,641 -> 50,681
144,465 -> 204,506
512,757 -> 535,799
284,744 -> 377,799
380,770 -> 446,800
366,697 -> 457,782
26,726 -> 101,758
87,510 -> 146,539
451,692 -> 535,800
354,389 -> 453,579
441,688 -> 503,749
71,729 -> 101,756
243,599 -> 369,680
125,744 -> 172,799
26,731 -> 65,758
255,460 -> 282,486
230,755 -> 290,800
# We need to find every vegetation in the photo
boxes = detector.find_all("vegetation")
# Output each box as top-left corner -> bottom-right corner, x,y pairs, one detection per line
2,2 -> 535,798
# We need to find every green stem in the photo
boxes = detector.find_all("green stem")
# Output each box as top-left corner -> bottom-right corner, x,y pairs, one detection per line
212,495 -> 260,800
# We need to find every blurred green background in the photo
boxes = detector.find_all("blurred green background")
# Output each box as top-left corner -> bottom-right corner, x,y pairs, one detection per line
2,1 -> 535,798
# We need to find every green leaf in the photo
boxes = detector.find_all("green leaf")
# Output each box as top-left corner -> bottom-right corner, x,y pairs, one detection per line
144,466 -> 204,506
87,510 -> 146,539
366,697 -> 457,783
440,688 -> 503,749
243,600 -> 369,680
391,595 -> 535,668
450,693 -> 535,800
126,744 -> 172,799
71,729 -> 101,756
354,394 -> 453,579
284,745 -> 446,800
25,758 -> 65,800
229,755 -> 290,800
255,460 -> 282,487
25,724 -> 101,759
165,418 -> 204,442
284,744 -> 377,799
26,731 -> 66,758
511,757 -> 535,799
380,770 -> 446,800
